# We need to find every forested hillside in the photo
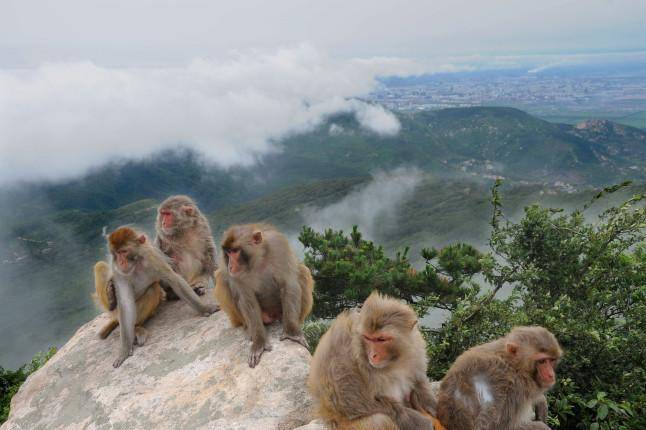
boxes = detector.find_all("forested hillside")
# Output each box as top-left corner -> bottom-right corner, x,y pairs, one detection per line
1,106 -> 645,369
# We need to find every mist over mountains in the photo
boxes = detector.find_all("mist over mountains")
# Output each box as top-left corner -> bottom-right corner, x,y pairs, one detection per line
1,106 -> 645,368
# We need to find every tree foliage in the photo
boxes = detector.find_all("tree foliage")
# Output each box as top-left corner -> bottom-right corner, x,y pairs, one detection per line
301,181 -> 645,430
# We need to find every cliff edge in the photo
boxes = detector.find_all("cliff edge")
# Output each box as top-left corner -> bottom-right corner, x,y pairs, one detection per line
1,295 -> 321,430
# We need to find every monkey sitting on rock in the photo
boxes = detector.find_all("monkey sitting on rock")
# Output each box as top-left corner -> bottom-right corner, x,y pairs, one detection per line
95,226 -> 219,368
154,195 -> 219,299
214,223 -> 314,368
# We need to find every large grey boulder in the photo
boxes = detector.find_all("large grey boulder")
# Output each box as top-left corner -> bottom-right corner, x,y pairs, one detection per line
1,295 -> 314,430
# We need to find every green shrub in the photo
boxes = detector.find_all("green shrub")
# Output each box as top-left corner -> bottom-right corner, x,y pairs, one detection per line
301,181 -> 645,429
1,347 -> 56,424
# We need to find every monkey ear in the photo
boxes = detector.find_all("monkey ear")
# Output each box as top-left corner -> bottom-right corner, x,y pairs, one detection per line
409,320 -> 418,330
181,205 -> 194,216
506,342 -> 519,355
137,235 -> 146,244
252,231 -> 263,244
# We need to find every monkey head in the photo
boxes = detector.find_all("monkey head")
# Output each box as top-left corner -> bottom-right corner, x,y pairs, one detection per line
156,195 -> 199,236
220,225 -> 263,277
108,226 -> 147,275
505,326 -> 562,390
357,292 -> 419,369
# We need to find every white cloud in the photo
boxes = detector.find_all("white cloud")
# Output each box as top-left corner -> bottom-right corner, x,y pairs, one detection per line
0,45 -> 419,183
301,167 -> 423,240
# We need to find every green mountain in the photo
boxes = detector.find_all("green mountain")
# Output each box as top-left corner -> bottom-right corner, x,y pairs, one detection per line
1,106 -> 645,368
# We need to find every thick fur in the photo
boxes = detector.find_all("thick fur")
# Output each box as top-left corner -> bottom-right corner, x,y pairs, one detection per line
308,292 -> 438,430
214,223 -> 314,367
437,326 -> 562,430
93,261 -> 165,339
154,195 -> 218,297
102,226 -> 218,367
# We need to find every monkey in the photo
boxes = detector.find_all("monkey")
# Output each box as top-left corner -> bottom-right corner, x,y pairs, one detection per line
104,226 -> 219,368
308,292 -> 439,430
154,195 -> 218,299
437,326 -> 563,430
214,223 -> 314,368
93,260 -> 164,342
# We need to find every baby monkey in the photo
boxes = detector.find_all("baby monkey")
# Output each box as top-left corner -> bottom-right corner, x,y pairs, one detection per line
308,292 -> 438,430
102,226 -> 218,368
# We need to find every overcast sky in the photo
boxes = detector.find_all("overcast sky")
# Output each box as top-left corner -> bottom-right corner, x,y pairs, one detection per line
2,0 -> 646,66
1,0 -> 645,183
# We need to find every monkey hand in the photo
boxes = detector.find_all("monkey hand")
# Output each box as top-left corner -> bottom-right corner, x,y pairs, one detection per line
398,408 -> 436,430
113,346 -> 133,368
248,341 -> 272,368
191,280 -> 207,296
202,303 -> 220,316
280,332 -> 309,349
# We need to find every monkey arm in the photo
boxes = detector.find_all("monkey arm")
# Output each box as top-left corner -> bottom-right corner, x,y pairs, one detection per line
409,376 -> 438,416
159,267 -> 219,315
236,287 -> 271,368
534,395 -> 549,423
113,279 -> 136,368
202,235 -> 218,274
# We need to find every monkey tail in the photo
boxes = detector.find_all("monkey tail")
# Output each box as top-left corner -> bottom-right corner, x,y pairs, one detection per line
298,264 -> 314,323
93,261 -> 112,312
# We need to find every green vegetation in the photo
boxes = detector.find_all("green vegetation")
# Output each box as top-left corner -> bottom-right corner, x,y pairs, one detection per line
301,182 -> 645,430
1,348 -> 56,423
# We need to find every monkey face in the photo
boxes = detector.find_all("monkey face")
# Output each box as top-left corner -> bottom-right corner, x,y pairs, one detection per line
362,331 -> 396,369
158,202 -> 195,235
159,208 -> 175,232
533,354 -> 558,389
109,227 -> 146,275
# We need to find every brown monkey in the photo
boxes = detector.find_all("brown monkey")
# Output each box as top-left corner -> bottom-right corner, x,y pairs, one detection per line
437,326 -> 563,430
105,226 -> 219,367
93,261 -> 164,342
214,223 -> 314,368
308,292 -> 438,430
154,195 -> 218,299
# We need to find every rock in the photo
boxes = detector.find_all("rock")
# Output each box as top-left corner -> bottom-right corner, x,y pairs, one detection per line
293,419 -> 327,429
1,294 -> 314,430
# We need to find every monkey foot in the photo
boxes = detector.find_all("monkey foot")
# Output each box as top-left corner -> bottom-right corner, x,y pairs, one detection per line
248,343 -> 272,368
134,327 -> 149,346
113,347 -> 133,368
280,333 -> 309,349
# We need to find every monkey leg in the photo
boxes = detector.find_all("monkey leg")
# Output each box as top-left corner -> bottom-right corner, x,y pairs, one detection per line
214,270 -> 245,327
135,282 -> 164,326
98,319 -> 119,339
298,264 -> 314,324
93,261 -> 114,312
279,278 -> 308,348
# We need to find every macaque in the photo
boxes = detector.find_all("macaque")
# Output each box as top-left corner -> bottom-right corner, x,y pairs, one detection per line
104,226 -> 219,368
154,195 -> 218,299
308,292 -> 438,430
437,326 -> 563,430
93,261 -> 164,342
214,224 -> 314,368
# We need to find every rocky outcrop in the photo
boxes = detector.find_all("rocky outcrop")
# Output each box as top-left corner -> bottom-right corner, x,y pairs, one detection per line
1,295 -> 315,430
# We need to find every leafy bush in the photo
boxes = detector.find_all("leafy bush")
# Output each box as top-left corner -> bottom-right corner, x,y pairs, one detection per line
1,348 -> 56,424
301,181 -> 645,429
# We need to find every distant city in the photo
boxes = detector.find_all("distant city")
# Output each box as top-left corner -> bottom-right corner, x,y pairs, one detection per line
369,70 -> 646,128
